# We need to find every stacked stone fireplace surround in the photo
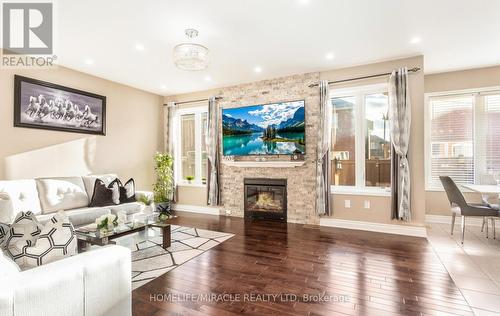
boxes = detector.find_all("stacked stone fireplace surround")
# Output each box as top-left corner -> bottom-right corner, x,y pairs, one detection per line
217,72 -> 321,225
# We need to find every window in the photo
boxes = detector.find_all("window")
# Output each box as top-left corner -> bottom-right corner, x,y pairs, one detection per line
331,84 -> 391,192
175,106 -> 208,185
425,89 -> 500,190
331,96 -> 356,186
180,114 -> 196,179
365,93 -> 391,187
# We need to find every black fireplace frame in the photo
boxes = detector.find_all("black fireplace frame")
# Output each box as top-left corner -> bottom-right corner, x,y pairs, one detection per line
244,178 -> 287,221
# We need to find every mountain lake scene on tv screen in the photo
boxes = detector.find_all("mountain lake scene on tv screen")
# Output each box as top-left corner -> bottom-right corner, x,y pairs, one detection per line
222,100 -> 305,155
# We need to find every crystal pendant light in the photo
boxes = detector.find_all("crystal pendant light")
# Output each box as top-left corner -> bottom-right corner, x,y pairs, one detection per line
173,29 -> 209,71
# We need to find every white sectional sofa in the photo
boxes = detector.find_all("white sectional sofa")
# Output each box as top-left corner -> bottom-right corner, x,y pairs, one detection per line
0,174 -> 152,227
0,245 -> 131,316
0,174 -> 152,316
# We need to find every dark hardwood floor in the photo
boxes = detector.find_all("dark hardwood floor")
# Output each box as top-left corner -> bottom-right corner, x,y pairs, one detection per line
132,212 -> 472,315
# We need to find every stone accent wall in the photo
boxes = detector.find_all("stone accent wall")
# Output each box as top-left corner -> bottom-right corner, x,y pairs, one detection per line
217,72 -> 320,225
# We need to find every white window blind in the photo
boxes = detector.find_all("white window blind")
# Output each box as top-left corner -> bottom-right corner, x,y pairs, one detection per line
480,94 -> 500,175
428,95 -> 474,189
426,91 -> 500,190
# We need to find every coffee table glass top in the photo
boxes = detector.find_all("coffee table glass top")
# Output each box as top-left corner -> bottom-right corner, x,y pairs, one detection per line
75,214 -> 166,239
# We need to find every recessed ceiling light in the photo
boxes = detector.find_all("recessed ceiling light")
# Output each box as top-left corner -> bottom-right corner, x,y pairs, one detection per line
325,52 -> 335,60
254,66 -> 262,73
297,0 -> 310,5
160,84 -> 167,90
84,58 -> 94,65
410,37 -> 421,44
205,76 -> 212,82
135,43 -> 145,51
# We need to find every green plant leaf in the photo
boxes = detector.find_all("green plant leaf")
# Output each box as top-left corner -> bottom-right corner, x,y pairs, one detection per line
153,152 -> 174,203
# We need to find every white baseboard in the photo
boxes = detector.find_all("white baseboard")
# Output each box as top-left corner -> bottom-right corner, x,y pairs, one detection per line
426,214 -> 499,228
320,218 -> 427,238
173,204 -> 220,216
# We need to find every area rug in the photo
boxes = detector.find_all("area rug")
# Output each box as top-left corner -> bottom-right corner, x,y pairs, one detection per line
113,225 -> 234,289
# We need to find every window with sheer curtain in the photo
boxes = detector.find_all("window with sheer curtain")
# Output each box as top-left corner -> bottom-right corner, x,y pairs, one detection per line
426,91 -> 500,189
175,106 -> 208,185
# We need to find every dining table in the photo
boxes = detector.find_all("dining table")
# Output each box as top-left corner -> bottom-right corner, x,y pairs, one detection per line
461,184 -> 500,195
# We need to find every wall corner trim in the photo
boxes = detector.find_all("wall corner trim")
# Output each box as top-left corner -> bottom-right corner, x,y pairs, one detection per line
173,204 -> 221,216
320,218 -> 427,238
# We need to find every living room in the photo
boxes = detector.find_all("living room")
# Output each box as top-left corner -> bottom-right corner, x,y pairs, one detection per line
1,1 -> 500,315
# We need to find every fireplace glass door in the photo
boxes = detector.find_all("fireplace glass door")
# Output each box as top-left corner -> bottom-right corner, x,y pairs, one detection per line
246,186 -> 285,213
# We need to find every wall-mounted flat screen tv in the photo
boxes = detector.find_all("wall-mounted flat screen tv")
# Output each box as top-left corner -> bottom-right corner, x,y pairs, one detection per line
222,100 -> 305,156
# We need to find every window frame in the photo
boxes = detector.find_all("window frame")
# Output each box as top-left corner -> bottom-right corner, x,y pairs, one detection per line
174,105 -> 208,187
424,86 -> 500,191
330,83 -> 391,196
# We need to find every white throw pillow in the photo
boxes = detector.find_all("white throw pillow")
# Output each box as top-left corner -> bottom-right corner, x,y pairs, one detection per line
0,249 -> 20,278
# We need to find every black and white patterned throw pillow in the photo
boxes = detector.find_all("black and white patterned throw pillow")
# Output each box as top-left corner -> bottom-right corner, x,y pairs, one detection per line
7,211 -> 76,270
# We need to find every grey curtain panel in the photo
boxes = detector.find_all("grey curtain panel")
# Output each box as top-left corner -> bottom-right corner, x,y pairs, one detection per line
389,67 -> 412,221
390,146 -> 400,219
206,97 -> 221,206
167,101 -> 178,202
315,80 -> 333,216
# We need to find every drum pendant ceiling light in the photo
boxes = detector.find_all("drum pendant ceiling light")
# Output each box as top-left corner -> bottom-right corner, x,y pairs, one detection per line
173,29 -> 209,71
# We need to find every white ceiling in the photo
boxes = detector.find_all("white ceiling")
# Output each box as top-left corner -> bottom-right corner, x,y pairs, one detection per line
56,0 -> 500,95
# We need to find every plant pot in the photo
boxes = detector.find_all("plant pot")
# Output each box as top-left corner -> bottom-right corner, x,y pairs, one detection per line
156,202 -> 171,213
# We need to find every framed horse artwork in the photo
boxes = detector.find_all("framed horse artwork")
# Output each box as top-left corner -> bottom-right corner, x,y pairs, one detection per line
14,75 -> 106,135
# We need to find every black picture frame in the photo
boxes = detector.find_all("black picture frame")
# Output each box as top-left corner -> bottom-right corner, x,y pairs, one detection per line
14,75 -> 106,135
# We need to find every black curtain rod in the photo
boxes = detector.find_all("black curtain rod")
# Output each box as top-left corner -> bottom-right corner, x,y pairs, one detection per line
308,67 -> 421,88
163,96 -> 223,106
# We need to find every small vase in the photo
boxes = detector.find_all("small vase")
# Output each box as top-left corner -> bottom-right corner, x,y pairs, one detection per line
143,204 -> 154,214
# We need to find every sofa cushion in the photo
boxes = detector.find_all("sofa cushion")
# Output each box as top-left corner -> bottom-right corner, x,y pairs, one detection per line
108,202 -> 142,216
119,178 -> 136,204
0,180 -> 42,223
0,249 -> 19,278
89,179 -> 120,207
4,212 -> 42,269
37,207 -> 112,228
36,177 -> 89,214
82,174 -> 118,200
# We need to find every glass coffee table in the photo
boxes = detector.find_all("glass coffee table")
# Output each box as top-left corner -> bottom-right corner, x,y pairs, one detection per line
75,215 -> 171,252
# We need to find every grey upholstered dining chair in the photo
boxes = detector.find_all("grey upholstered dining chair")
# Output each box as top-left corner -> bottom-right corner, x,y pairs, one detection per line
439,176 -> 498,244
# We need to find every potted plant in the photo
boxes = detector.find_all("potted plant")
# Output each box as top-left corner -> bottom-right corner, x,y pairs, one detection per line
153,152 -> 174,220
137,194 -> 154,213
185,175 -> 195,184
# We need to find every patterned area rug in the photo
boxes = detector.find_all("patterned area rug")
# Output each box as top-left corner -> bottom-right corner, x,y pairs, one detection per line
113,225 -> 234,289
